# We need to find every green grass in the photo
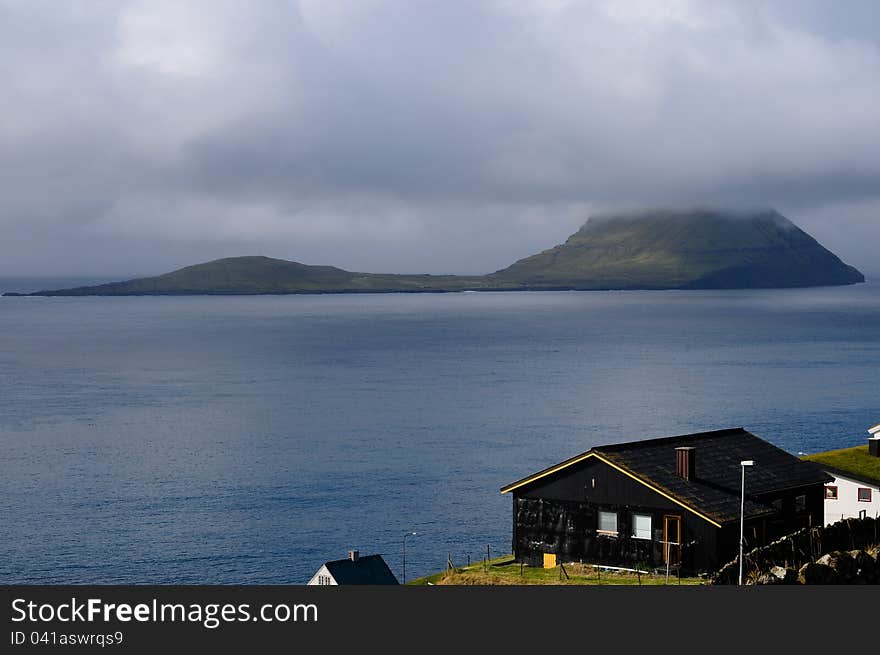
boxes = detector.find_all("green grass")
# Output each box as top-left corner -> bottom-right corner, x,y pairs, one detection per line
406,555 -> 706,586
802,445 -> 880,483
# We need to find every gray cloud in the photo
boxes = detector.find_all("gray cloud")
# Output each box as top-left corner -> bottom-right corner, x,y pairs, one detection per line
1,0 -> 878,277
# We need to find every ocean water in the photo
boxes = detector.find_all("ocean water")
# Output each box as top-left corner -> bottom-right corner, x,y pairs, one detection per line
1,283 -> 878,583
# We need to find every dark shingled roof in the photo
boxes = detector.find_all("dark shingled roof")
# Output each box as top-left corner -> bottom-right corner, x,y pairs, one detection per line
504,428 -> 830,525
324,555 -> 399,585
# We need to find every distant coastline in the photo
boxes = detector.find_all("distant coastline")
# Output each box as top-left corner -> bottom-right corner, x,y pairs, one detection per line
4,282 -> 871,298
4,208 -> 865,296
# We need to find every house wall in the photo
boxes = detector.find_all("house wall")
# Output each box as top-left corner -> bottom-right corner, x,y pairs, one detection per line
306,564 -> 337,586
752,484 -> 825,538
822,473 -> 880,525
510,458 -> 723,573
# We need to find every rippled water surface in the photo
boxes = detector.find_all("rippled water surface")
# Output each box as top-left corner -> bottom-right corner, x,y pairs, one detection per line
1,283 -> 878,582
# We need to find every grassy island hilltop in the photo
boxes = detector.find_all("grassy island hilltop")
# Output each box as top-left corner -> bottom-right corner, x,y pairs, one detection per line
10,208 -> 864,296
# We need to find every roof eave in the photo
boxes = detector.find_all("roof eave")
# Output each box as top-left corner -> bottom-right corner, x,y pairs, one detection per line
752,476 -> 834,497
820,465 -> 880,488
501,450 -> 724,528
716,508 -> 777,526
499,449 -> 596,494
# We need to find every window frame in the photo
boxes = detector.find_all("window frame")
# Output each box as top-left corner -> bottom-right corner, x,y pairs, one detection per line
630,512 -> 652,540
824,486 -> 838,500
597,510 -> 619,535
857,487 -> 872,503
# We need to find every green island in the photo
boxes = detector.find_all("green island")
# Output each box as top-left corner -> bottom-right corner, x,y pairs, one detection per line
6,208 -> 864,296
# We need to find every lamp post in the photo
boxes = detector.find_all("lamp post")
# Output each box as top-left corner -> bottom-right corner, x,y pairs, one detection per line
402,532 -> 417,584
739,460 -> 754,586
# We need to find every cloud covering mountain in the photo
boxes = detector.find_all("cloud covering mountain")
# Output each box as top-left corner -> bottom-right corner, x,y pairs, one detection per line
2,1 -> 879,276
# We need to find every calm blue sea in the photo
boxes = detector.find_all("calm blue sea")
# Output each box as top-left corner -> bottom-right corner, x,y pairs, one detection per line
1,282 -> 878,583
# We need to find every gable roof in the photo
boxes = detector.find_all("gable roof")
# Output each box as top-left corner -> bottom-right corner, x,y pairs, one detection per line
501,428 -> 830,526
324,555 -> 399,585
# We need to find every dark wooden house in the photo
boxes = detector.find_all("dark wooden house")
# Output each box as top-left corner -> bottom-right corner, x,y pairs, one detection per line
501,428 -> 830,574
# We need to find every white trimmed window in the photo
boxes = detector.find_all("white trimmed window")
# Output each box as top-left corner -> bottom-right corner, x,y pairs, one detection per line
631,513 -> 652,540
598,511 -> 618,534
858,488 -> 872,502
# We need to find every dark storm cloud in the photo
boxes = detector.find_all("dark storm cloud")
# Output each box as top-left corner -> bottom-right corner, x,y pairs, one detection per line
1,1 -> 878,277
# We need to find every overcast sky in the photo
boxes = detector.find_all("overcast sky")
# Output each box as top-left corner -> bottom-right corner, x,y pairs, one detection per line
2,0 -> 878,278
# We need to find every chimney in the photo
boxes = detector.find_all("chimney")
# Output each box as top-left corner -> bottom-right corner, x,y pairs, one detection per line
348,550 -> 359,562
675,447 -> 696,481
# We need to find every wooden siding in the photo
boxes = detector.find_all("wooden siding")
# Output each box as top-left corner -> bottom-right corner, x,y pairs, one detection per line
511,458 -> 723,572
509,457 -> 826,573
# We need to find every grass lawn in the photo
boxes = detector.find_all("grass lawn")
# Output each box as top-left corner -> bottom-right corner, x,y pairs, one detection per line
802,445 -> 880,483
406,556 -> 706,586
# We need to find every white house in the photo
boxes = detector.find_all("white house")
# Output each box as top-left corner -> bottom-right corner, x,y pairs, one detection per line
822,470 -> 879,525
307,550 -> 399,585
806,425 -> 880,526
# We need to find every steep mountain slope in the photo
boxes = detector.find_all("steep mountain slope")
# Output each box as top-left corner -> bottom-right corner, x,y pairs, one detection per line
491,209 -> 864,289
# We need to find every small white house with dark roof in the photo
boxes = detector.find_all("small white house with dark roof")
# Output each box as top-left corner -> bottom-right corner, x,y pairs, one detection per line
307,550 -> 399,586
802,424 -> 880,525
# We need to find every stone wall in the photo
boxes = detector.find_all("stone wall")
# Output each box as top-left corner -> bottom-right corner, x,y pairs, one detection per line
712,516 -> 879,584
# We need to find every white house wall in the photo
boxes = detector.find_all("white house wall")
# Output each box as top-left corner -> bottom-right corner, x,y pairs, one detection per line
306,564 -> 338,586
823,472 -> 880,525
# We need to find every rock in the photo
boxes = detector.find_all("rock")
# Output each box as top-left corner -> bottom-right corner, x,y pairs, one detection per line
755,566 -> 796,585
756,566 -> 797,584
850,550 -> 877,583
769,566 -> 797,584
798,561 -> 839,584
819,551 -> 856,582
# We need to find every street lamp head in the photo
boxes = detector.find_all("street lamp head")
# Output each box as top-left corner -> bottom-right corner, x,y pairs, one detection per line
740,460 -> 754,466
